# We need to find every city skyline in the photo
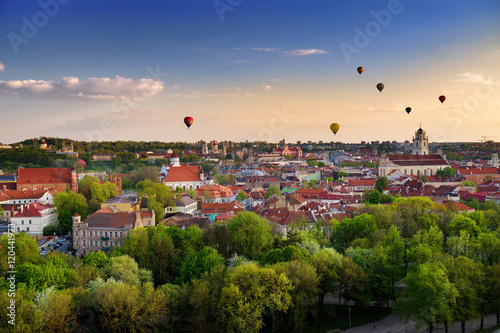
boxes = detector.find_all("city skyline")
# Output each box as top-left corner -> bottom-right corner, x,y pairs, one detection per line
1,1 -> 499,144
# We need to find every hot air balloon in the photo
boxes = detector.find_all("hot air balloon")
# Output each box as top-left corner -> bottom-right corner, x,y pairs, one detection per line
357,67 -> 363,75
77,159 -> 86,169
376,83 -> 384,93
405,107 -> 411,115
439,95 -> 446,103
184,116 -> 194,129
330,123 -> 340,135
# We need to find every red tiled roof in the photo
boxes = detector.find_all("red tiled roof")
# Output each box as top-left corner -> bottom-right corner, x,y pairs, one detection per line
347,179 -> 377,187
197,185 -> 233,198
164,166 -> 201,182
388,155 -> 448,166
458,167 -> 500,175
201,201 -> 244,214
12,202 -> 53,217
17,168 -> 73,185
83,212 -> 138,228
140,211 -> 153,218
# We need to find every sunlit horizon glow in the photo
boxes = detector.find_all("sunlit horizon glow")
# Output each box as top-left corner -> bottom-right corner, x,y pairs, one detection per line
0,1 -> 499,145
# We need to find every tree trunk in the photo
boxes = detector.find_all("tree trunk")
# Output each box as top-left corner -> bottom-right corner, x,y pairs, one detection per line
429,324 -> 433,333
317,292 -> 324,333
460,320 -> 465,333
444,321 -> 448,333
480,315 -> 484,330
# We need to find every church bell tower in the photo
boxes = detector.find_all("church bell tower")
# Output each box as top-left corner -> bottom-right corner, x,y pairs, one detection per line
412,124 -> 429,156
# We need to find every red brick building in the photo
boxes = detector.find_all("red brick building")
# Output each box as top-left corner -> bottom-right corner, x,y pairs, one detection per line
17,167 -> 78,193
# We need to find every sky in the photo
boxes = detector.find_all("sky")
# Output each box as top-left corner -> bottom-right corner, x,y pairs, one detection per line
0,0 -> 499,144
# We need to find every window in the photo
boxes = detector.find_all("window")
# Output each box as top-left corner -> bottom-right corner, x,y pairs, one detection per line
100,231 -> 102,237
76,241 -> 79,246
27,227 -> 29,232
90,240 -> 93,246
100,241 -> 102,246
110,241 -> 113,246
105,231 -> 107,237
82,231 -> 86,237
89,231 -> 93,237
115,232 -> 117,238
120,232 -> 123,237
22,220 -> 24,225
75,231 -> 78,236
29,220 -> 32,224
105,241 -> 108,246
83,240 -> 86,246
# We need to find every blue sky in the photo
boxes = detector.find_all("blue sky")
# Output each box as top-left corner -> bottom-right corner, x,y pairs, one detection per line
1,0 -> 499,144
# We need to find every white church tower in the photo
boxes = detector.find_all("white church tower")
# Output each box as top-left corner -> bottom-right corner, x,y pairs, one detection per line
412,125 -> 429,156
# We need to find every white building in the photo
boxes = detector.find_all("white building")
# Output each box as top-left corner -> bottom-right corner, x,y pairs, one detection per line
163,154 -> 210,190
165,194 -> 197,216
411,126 -> 429,155
10,202 -> 58,236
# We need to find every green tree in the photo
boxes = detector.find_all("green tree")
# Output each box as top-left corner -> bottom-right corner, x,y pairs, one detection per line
227,212 -> 273,260
273,260 -> 318,333
236,190 -> 248,202
436,166 -> 456,179
157,283 -> 186,333
264,185 -> 281,199
53,190 -> 88,230
101,254 -> 149,285
375,176 -> 389,192
449,256 -> 483,333
215,174 -> 231,185
313,249 -> 339,332
0,232 -> 40,274
178,246 -> 225,282
234,155 -> 243,168
394,262 -> 457,332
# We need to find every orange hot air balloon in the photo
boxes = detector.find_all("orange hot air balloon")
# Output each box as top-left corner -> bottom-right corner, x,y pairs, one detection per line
330,123 -> 340,135
357,67 -> 363,75
184,116 -> 194,129
439,95 -> 446,103
405,107 -> 411,115
376,83 -> 385,92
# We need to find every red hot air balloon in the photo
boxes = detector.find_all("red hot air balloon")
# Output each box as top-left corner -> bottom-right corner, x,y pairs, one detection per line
77,159 -> 86,169
376,83 -> 385,93
357,67 -> 363,75
184,116 -> 194,129
439,95 -> 446,103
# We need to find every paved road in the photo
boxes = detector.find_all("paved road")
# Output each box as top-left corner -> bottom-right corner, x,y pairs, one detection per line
54,238 -> 70,254
345,314 -> 499,333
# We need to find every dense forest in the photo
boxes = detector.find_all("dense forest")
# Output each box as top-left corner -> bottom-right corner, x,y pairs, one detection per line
1,198 -> 499,333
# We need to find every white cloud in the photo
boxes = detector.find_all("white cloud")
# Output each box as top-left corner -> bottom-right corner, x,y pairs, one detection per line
284,49 -> 327,56
451,73 -> 493,85
233,60 -> 251,63
251,47 -> 278,52
0,62 -> 4,71
261,84 -> 272,90
173,84 -> 181,89
268,78 -> 281,82
0,76 -> 164,100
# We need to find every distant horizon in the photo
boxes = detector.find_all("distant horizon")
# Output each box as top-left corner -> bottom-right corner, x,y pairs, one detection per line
2,136 -> 496,147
